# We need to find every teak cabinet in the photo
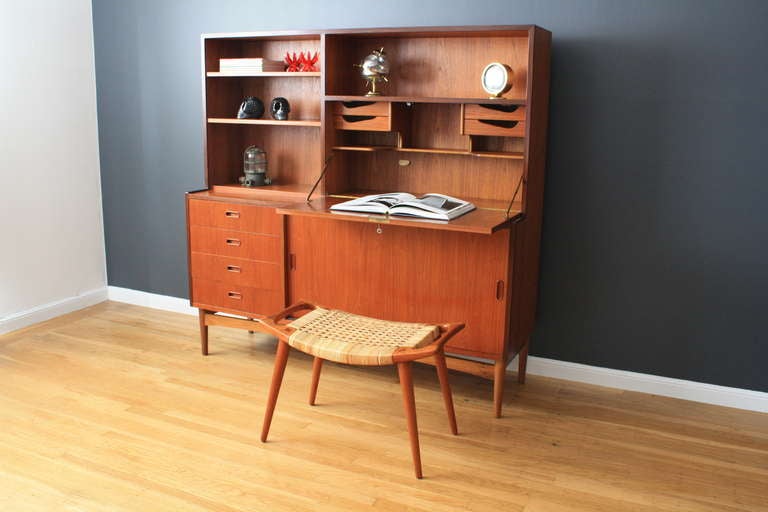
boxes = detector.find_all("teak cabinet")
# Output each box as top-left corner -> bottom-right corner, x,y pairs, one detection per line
186,26 -> 551,416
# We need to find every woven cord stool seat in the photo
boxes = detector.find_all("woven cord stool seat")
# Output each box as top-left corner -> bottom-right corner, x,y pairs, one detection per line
286,307 -> 441,365
257,301 -> 465,479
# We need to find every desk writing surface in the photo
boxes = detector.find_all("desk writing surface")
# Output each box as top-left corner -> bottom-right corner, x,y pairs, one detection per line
276,197 -> 521,235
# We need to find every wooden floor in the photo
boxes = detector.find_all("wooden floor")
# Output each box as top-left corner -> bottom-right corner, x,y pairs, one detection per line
1,302 -> 766,511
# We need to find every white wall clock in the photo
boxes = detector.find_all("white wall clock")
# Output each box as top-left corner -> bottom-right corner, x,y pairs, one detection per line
481,62 -> 513,98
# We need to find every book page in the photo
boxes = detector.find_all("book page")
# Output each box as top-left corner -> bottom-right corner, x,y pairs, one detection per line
416,195 -> 464,211
329,193 -> 415,214
389,193 -> 475,220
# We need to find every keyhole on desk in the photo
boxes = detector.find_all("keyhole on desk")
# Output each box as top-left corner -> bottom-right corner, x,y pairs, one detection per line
376,224 -> 383,234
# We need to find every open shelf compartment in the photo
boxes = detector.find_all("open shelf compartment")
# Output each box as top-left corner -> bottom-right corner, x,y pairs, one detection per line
324,29 -> 530,100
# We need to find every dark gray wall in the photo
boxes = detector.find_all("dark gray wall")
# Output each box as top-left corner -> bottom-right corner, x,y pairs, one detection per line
93,0 -> 768,392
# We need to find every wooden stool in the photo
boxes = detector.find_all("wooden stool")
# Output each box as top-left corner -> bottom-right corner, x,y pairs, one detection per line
257,302 -> 465,479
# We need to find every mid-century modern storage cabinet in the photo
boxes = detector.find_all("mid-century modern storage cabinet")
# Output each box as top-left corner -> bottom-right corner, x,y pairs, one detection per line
187,26 -> 551,416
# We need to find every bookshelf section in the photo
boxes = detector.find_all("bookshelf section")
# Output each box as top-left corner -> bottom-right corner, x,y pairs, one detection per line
201,33 -> 323,201
198,29 -> 534,203
204,122 -> 321,196
324,32 -> 530,100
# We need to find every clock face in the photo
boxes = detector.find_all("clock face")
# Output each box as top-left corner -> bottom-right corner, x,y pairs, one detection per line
485,67 -> 506,89
481,63 -> 512,97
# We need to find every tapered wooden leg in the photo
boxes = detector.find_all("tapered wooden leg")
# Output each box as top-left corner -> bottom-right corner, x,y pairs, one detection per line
517,343 -> 529,384
309,357 -> 323,405
434,351 -> 458,435
261,340 -> 291,442
248,317 -> 254,334
198,310 -> 209,356
493,359 -> 506,418
397,362 -> 422,479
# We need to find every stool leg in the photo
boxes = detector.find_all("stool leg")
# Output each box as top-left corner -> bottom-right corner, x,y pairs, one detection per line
198,309 -> 209,356
309,357 -> 323,405
397,362 -> 423,479
261,340 -> 291,442
434,351 -> 458,435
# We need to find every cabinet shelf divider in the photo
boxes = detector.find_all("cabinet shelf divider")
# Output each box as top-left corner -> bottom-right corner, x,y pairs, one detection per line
208,118 -> 321,127
332,146 -> 523,159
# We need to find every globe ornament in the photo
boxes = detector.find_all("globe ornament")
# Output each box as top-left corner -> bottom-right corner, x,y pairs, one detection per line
356,48 -> 390,96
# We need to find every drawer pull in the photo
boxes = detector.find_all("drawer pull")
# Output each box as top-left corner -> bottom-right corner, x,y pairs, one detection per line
496,280 -> 505,300
226,265 -> 241,273
342,114 -> 376,123
478,104 -> 519,113
225,238 -> 241,246
224,210 -> 240,218
342,101 -> 376,109
227,291 -> 242,300
479,119 -> 519,129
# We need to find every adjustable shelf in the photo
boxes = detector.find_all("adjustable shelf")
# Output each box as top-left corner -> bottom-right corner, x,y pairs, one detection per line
208,118 -> 321,127
207,71 -> 321,77
325,95 -> 526,105
210,183 -> 312,201
331,145 -> 524,159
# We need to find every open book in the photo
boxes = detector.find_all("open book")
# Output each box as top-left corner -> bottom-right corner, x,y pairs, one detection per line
330,193 -> 476,221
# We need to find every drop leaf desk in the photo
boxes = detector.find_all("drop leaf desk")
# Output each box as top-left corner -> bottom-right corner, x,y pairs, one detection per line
186,26 -> 551,417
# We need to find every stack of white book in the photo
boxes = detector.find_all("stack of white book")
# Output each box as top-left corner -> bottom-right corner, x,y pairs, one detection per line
219,58 -> 285,73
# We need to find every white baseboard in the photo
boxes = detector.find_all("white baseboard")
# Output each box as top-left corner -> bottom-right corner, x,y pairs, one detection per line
521,356 -> 768,414
106,286 -> 768,414
107,286 -> 197,316
0,287 -> 108,335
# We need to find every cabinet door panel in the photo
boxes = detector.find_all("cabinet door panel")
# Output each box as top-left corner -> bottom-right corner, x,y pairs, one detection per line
287,216 -> 511,358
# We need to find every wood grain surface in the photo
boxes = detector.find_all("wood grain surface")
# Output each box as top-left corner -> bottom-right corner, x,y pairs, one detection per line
193,27 -> 550,410
2,302 -> 766,511
286,215 -> 510,358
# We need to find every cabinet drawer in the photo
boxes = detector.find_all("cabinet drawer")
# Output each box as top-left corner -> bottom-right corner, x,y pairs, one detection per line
463,104 -> 526,121
190,225 -> 281,262
190,253 -> 281,289
332,101 -> 390,116
333,114 -> 391,131
463,119 -> 526,137
192,278 -> 284,316
188,199 -> 282,234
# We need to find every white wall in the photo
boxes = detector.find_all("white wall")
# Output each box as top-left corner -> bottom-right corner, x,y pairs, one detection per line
0,0 -> 107,333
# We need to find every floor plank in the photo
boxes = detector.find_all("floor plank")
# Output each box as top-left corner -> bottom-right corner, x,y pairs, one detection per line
1,301 -> 766,511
